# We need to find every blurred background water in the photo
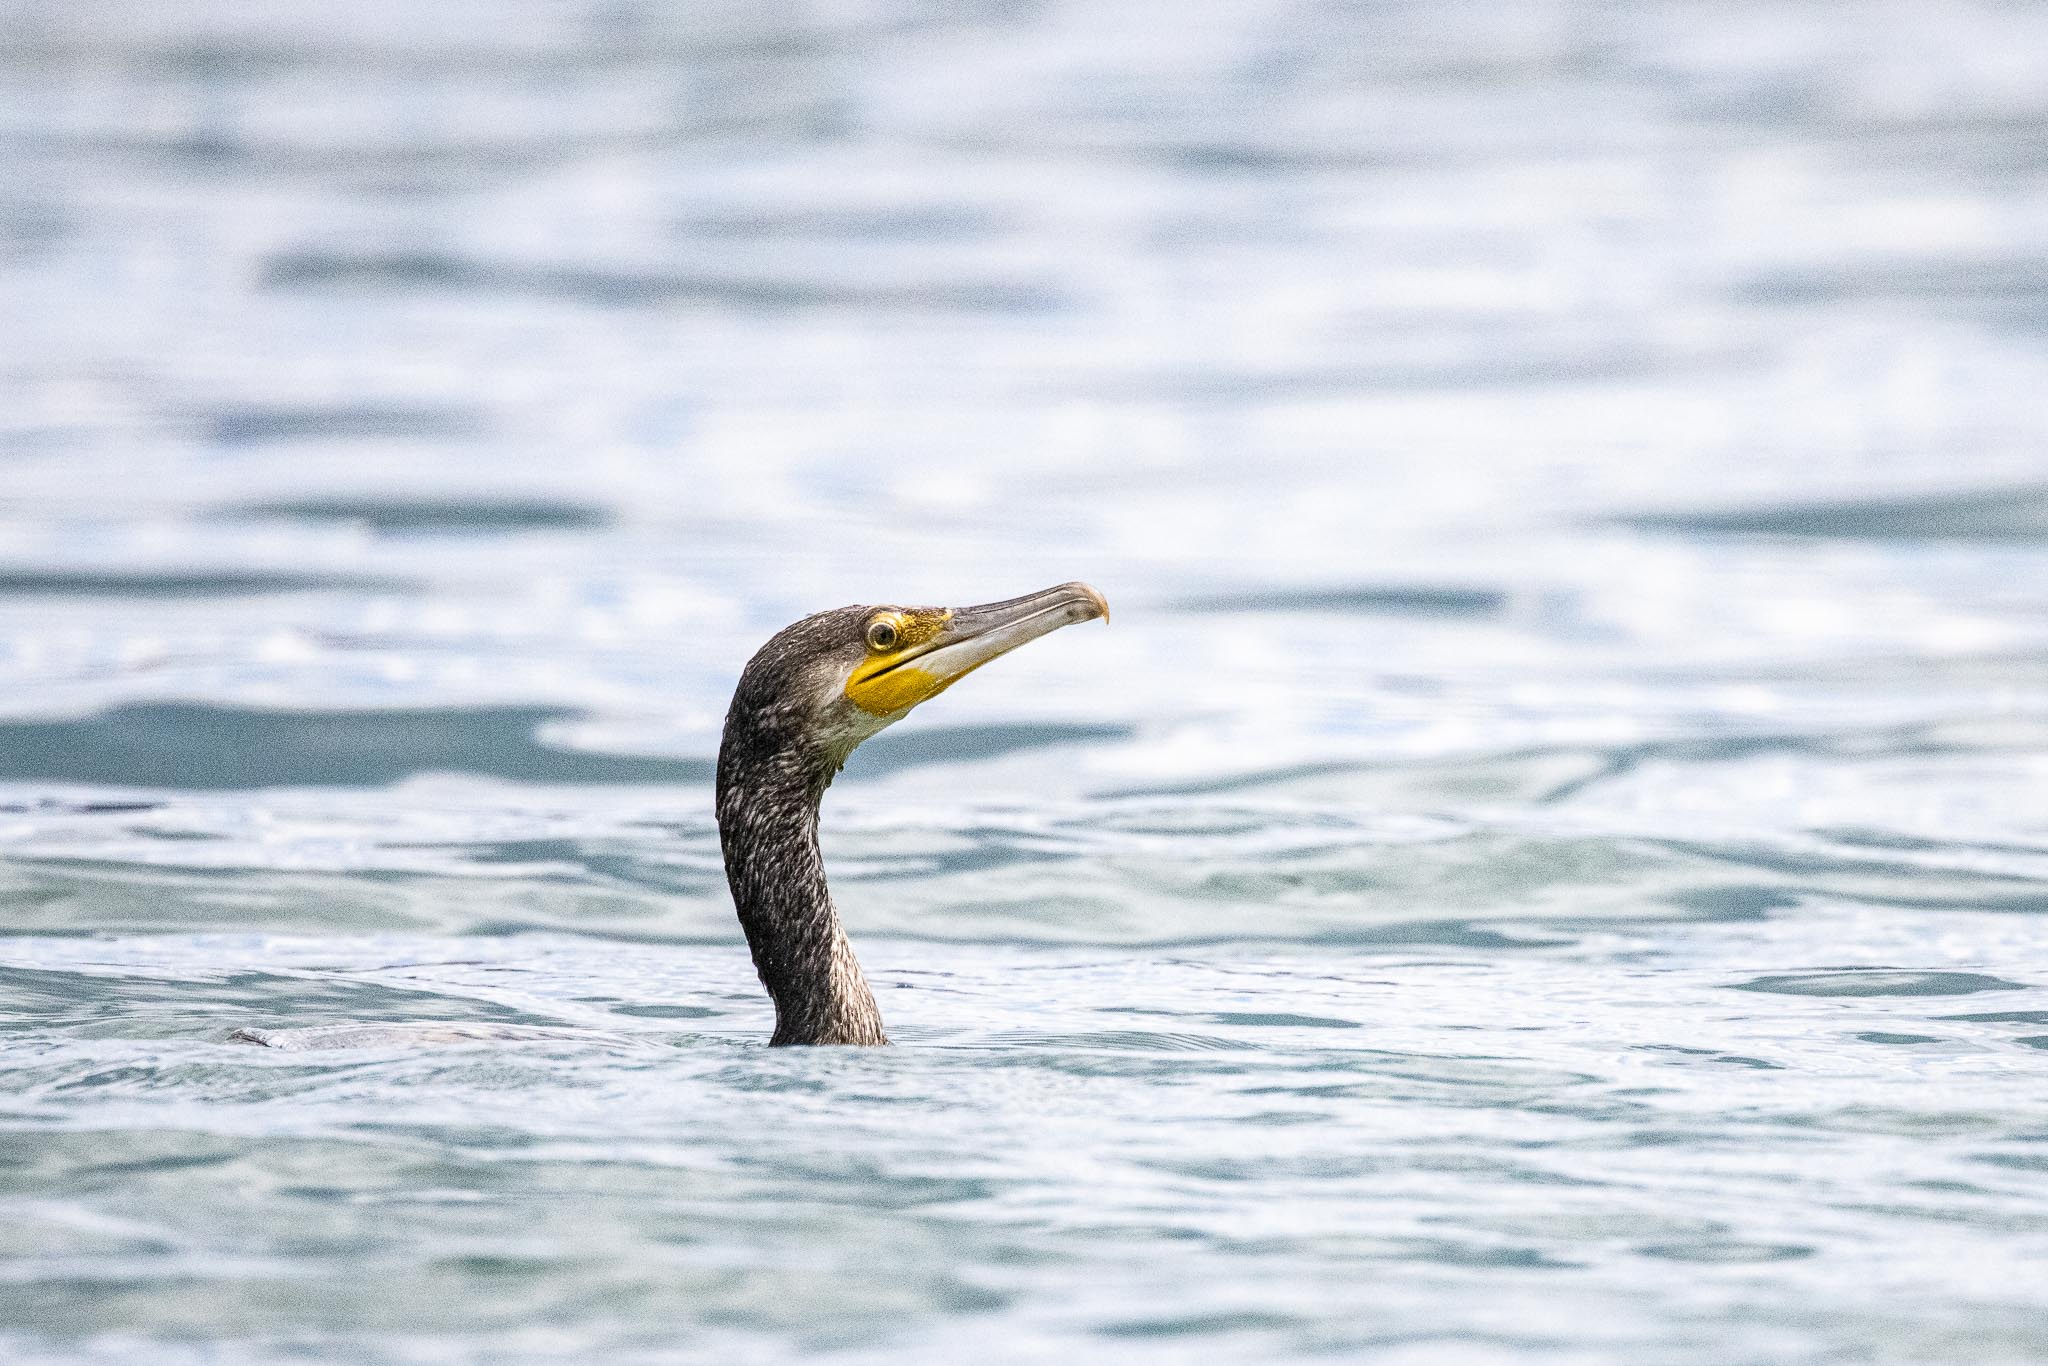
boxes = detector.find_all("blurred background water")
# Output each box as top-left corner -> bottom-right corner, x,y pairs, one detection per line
4,1 -> 2048,1361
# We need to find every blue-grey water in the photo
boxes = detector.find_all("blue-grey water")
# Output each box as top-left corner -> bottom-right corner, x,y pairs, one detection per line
5,2 -> 2048,1361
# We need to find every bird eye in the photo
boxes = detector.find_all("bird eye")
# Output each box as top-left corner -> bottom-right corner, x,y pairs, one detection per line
866,618 -> 899,651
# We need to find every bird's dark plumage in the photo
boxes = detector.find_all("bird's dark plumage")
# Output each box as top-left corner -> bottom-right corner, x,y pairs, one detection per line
716,585 -> 1107,1045
717,609 -> 889,1045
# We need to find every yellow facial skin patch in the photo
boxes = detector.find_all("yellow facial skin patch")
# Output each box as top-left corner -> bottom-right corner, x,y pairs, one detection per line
840,584 -> 1110,720
844,609 -> 956,716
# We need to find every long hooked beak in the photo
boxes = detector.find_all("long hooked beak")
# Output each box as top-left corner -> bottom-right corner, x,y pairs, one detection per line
845,582 -> 1109,716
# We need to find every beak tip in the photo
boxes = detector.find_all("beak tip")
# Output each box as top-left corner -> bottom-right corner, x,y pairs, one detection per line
1071,581 -> 1110,624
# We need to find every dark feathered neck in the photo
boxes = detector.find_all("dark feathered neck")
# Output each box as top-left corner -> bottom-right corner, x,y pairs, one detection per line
715,706 -> 887,1046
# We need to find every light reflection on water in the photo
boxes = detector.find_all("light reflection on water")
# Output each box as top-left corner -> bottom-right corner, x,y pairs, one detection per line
4,1 -> 2048,1361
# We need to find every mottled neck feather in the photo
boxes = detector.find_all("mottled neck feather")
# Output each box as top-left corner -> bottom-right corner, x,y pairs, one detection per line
716,712 -> 888,1047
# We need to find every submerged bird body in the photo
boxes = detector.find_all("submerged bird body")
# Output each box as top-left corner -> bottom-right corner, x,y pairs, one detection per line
717,584 -> 1108,1045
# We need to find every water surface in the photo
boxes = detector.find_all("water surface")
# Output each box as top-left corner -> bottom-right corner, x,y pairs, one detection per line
4,1 -> 2048,1361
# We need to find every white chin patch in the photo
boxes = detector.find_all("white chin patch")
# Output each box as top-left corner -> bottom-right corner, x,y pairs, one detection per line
814,676 -> 901,767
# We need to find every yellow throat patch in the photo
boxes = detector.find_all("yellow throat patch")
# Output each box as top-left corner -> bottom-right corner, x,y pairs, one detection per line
843,608 -> 956,716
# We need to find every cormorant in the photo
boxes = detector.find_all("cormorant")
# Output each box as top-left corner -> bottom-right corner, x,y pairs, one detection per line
227,581 -> 1108,1051
719,581 -> 1109,1045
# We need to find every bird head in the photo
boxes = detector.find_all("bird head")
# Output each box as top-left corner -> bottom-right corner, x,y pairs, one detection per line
725,581 -> 1110,774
